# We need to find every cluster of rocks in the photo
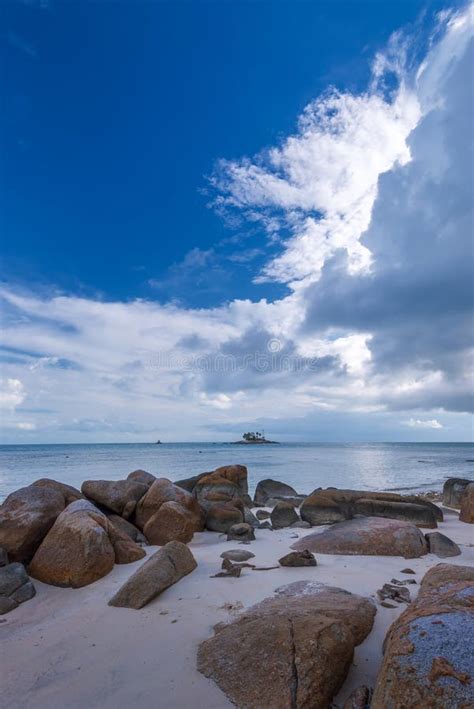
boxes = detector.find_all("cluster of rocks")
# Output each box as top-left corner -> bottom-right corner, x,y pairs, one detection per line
0,468 -> 469,615
198,564 -> 473,708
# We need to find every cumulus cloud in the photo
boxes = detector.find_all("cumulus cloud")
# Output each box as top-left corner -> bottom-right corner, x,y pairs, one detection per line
1,5 -> 472,441
405,418 -> 443,429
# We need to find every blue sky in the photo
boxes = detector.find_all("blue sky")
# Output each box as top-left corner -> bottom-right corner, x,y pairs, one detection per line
1,0 -> 473,442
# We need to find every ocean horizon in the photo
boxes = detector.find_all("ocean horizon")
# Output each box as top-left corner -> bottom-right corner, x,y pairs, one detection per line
2,441 -> 473,502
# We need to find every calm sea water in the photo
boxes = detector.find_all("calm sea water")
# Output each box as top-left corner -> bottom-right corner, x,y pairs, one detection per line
1,442 -> 473,501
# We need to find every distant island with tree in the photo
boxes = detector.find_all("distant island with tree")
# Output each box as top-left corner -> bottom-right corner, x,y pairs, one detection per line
231,431 -> 280,444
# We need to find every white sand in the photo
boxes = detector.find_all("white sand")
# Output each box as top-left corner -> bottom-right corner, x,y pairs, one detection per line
2,507 -> 473,709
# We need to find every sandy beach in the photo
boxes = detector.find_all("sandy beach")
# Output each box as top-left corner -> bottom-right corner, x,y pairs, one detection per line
1,501 -> 473,709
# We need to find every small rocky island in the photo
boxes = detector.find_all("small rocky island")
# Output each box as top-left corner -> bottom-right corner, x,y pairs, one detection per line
231,431 -> 280,444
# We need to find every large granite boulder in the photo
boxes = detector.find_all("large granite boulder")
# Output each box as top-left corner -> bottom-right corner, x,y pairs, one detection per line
193,471 -> 244,511
143,500 -> 200,545
176,464 -> 249,499
459,482 -> 474,523
204,503 -> 243,533
372,564 -> 474,708
135,478 -> 204,542
271,501 -> 299,529
127,469 -> 156,487
442,477 -> 473,509
253,478 -> 303,506
0,562 -> 36,615
292,517 -> 429,558
0,485 -> 67,563
31,478 -> 83,504
425,531 -> 461,557
28,500 -> 145,588
81,479 -> 149,519
108,541 -> 197,609
300,489 -> 440,528
198,580 -> 376,708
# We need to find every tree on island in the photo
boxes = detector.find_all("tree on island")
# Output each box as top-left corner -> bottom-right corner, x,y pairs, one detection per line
242,431 -> 264,441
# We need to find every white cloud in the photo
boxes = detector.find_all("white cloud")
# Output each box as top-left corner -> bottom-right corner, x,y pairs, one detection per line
405,418 -> 443,429
0,378 -> 26,409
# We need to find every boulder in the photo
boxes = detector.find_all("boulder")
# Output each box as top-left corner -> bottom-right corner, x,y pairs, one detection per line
108,541 -> 197,609
135,478 -> 204,534
270,501 -> 299,529
253,478 -> 302,506
243,507 -> 260,528
176,464 -> 249,501
220,549 -> 255,562
194,472 -> 243,512
31,478 -> 83,504
256,509 -> 270,521
205,503 -> 243,533
425,531 -> 461,557
0,547 -> 8,567
227,523 -> 255,542
442,477 -> 473,508
81,479 -> 149,519
106,514 -> 147,544
300,489 -> 440,527
372,564 -> 474,708
290,520 -> 311,529
292,517 -> 429,558
0,562 -> 36,615
278,550 -> 317,567
459,482 -> 474,523
198,580 -> 375,708
127,469 -> 156,487
28,500 -> 145,588
0,485 -> 67,563
143,501 -> 199,545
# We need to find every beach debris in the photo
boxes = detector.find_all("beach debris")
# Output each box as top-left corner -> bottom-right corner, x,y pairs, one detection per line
372,563 -> 474,708
109,541 -> 197,609
227,523 -> 255,543
0,562 -> 36,615
425,531 -> 462,557
198,580 -> 375,708
278,549 -> 317,567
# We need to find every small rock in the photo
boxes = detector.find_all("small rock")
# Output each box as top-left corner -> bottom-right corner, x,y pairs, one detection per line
255,509 -> 270,521
401,568 -> 416,574
227,523 -> 255,542
221,558 -> 254,571
0,562 -> 36,615
220,550 -> 255,562
425,531 -> 462,557
212,567 -> 242,578
278,550 -> 317,567
258,521 -> 272,530
290,520 -> 311,529
270,501 -> 299,530
380,601 -> 397,609
390,578 -> 417,585
377,583 -> 411,604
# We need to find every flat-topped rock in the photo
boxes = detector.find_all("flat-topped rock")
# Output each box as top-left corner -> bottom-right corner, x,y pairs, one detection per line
108,541 -> 197,609
372,564 -> 474,708
198,580 -> 375,708
292,517 -> 429,558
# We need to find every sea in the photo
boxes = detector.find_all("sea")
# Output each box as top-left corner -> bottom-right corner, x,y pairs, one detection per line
1,442 -> 473,502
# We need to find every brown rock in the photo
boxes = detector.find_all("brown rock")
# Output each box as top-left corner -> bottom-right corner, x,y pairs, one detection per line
227,522 -> 255,542
372,563 -> 474,708
425,531 -> 461,557
459,482 -> 474,523
442,477 -> 473,508
198,580 -> 375,708
28,500 -> 144,587
81,479 -> 149,519
278,549 -> 317,567
31,478 -> 84,504
106,514 -> 147,544
377,583 -> 411,604
194,472 -> 243,511
0,485 -> 67,563
127,469 -> 156,486
108,541 -> 197,609
135,478 -> 204,532
143,500 -> 199,545
292,517 -> 429,558
270,501 -> 299,529
205,503 -> 243,533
